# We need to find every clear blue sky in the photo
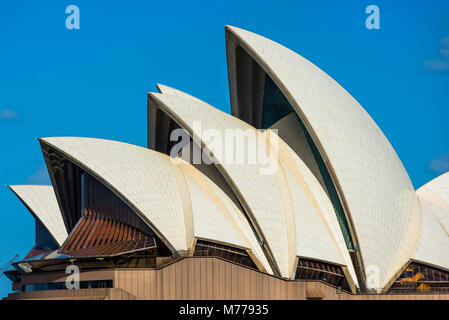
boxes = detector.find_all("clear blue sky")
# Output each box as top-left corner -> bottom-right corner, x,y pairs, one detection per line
0,0 -> 448,297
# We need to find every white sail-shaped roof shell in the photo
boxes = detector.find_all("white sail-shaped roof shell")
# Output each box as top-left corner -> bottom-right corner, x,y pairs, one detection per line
9,185 -> 67,246
411,172 -> 449,271
417,172 -> 449,232
412,197 -> 449,271
225,25 -> 421,289
148,90 -> 358,287
38,137 -> 271,273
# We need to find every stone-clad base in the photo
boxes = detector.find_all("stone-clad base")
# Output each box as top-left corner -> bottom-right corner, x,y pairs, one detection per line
5,257 -> 449,300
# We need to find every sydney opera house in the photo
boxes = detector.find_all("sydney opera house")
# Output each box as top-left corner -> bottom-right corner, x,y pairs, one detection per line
3,26 -> 449,300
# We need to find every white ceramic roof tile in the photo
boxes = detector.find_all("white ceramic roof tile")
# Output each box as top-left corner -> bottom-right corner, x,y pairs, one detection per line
9,185 -> 67,246
180,164 -> 272,273
416,172 -> 449,243
226,26 -> 421,289
417,172 -> 449,212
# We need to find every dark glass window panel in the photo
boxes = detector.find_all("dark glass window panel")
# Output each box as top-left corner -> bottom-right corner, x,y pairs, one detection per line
24,280 -> 113,292
388,262 -> 449,293
261,73 -> 354,250
193,240 -> 257,270
295,258 -> 350,291
261,75 -> 294,129
35,221 -> 59,252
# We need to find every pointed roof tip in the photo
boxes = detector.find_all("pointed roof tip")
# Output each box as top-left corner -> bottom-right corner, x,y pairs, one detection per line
146,84 -> 173,94
156,83 -> 177,95
225,25 -> 238,35
148,91 -> 162,99
38,137 -> 55,147
225,26 -> 260,47
147,92 -> 166,108
153,85 -> 202,102
225,25 -> 250,35
38,137 -> 54,143
156,83 -> 169,93
225,25 -> 239,31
